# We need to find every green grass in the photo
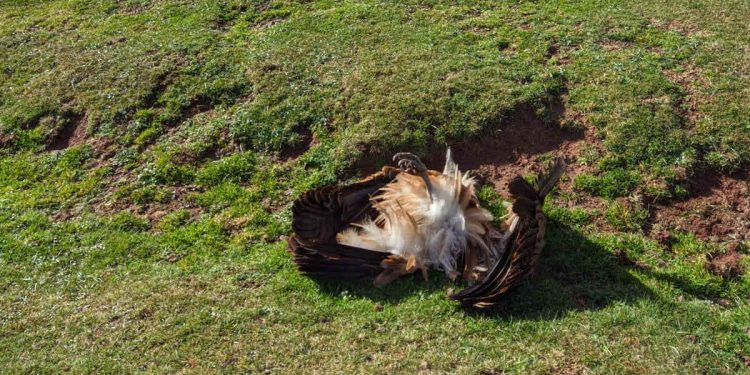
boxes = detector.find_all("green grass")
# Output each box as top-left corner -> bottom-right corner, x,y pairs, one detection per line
1,0 -> 749,373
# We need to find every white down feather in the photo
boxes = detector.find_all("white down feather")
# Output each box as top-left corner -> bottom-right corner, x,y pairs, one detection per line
336,150 -> 494,278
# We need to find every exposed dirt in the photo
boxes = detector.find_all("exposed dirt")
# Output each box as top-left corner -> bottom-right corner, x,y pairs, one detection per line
77,135 -> 119,167
706,244 -> 744,279
664,64 -> 707,126
549,361 -> 589,375
427,103 -> 586,196
0,132 -> 17,148
650,169 -> 750,242
649,18 -> 707,37
547,43 -> 560,58
599,40 -> 634,51
477,370 -> 508,375
279,128 -> 315,161
47,113 -> 87,151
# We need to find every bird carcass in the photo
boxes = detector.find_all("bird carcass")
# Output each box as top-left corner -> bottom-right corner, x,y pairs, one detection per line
287,149 -> 566,308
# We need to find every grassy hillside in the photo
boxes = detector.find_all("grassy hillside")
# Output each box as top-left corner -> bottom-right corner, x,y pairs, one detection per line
1,0 -> 749,373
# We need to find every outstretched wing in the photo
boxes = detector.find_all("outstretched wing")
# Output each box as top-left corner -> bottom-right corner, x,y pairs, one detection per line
288,166 -> 404,281
291,166 -> 400,243
450,158 -> 567,309
288,236 -> 392,279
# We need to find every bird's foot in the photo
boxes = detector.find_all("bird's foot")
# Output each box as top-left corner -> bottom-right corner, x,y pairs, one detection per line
393,152 -> 428,174
393,152 -> 433,201
375,255 -> 417,287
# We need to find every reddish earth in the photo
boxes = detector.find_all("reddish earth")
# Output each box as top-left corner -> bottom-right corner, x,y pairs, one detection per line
706,243 -> 744,279
47,113 -> 88,151
426,103 -> 590,197
279,128 -> 315,161
651,170 -> 750,242
663,64 -> 706,126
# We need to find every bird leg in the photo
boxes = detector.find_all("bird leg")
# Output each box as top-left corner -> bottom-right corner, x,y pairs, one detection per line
407,255 -> 430,282
462,245 -> 478,282
374,255 -> 416,287
392,152 -> 433,201
374,254 -> 429,287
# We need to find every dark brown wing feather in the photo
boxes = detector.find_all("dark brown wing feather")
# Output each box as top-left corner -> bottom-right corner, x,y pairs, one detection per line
291,166 -> 400,242
288,166 -> 402,280
288,235 -> 392,279
451,158 -> 567,308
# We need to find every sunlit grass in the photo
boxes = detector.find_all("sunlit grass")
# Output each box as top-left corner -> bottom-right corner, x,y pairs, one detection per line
1,0 -> 749,373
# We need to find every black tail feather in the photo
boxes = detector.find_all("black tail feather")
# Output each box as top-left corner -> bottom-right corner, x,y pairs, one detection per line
451,157 -> 567,308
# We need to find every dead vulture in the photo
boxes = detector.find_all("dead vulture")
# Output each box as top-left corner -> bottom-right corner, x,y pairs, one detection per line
288,149 -> 566,308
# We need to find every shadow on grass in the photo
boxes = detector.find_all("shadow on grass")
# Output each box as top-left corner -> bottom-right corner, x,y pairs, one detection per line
311,269 -> 455,305
476,222 -> 658,320
311,221 -> 660,320
477,222 -> 746,318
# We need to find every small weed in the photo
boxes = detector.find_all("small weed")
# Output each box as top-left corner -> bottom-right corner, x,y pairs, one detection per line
111,212 -> 150,232
195,152 -> 257,186
573,169 -> 641,198
604,198 -> 649,232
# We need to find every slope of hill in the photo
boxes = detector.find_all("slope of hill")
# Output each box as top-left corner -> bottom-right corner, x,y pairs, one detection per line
1,1 -> 748,373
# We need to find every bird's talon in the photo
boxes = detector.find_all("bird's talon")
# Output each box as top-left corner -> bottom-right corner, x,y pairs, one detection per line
393,152 -> 434,201
393,152 -> 428,174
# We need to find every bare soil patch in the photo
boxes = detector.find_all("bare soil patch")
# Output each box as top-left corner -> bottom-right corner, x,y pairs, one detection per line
279,128 -> 315,161
47,113 -> 87,151
706,244 -> 744,279
649,18 -> 707,37
650,169 -> 750,242
429,103 -> 585,196
664,64 -> 706,126
599,40 -> 634,51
